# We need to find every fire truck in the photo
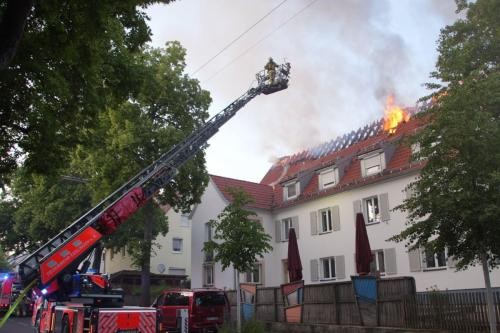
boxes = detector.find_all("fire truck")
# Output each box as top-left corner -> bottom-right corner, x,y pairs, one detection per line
5,62 -> 290,333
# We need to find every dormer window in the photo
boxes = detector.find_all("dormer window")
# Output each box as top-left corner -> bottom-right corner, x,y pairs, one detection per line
360,151 -> 386,177
283,180 -> 299,200
319,167 -> 339,190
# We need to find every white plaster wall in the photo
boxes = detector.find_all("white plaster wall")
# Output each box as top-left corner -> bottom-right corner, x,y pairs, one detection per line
191,179 -> 235,289
268,172 -> 500,291
103,205 -> 192,278
150,208 -> 192,276
191,172 -> 500,292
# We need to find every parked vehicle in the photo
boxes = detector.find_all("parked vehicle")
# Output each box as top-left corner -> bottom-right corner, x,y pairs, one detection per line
153,289 -> 229,333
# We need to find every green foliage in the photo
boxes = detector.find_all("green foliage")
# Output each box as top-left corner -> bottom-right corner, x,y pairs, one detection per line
203,187 -> 272,273
390,0 -> 500,269
73,42 -> 210,267
0,245 -> 11,272
0,0 -> 174,184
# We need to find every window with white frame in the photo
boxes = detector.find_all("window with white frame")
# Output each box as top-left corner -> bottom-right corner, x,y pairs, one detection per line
203,264 -> 214,286
319,167 -> 338,189
204,222 -> 214,262
319,208 -> 333,233
283,180 -> 299,200
422,248 -> 447,269
320,257 -> 336,280
360,152 -> 385,177
370,250 -> 385,274
363,196 -> 380,224
281,218 -> 292,241
172,238 -> 183,252
180,214 -> 190,227
244,263 -> 262,284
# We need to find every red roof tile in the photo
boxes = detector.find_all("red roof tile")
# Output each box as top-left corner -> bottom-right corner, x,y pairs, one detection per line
210,175 -> 274,210
214,113 -> 427,211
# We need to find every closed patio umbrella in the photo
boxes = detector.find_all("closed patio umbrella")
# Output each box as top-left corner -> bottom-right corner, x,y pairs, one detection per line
355,212 -> 372,275
287,228 -> 303,282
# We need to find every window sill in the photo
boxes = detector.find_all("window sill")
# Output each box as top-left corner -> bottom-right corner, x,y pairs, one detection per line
320,277 -> 336,281
365,221 -> 381,226
423,267 -> 447,272
172,251 -> 183,254
318,230 -> 333,235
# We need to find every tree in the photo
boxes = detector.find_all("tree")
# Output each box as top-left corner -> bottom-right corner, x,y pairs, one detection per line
74,42 -> 211,306
0,245 -> 10,272
0,0 -> 174,185
390,1 -> 500,331
203,187 -> 272,332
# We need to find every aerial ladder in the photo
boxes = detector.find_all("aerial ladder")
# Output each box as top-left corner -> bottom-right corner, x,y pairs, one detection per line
1,61 -> 290,331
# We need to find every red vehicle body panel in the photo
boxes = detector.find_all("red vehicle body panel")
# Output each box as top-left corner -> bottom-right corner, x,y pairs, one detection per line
0,277 -> 13,310
40,227 -> 102,285
155,289 -> 227,333
98,187 -> 146,235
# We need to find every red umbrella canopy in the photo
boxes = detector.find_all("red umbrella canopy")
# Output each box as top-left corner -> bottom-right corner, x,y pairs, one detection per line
355,213 -> 373,275
287,228 -> 303,282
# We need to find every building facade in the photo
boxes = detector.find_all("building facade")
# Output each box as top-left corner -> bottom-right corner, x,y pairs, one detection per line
102,205 -> 192,283
190,114 -> 500,292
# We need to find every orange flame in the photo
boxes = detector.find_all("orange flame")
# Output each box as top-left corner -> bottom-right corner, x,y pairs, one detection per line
383,95 -> 410,134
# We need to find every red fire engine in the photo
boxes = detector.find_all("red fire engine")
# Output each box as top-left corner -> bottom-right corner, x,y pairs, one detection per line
2,62 -> 290,333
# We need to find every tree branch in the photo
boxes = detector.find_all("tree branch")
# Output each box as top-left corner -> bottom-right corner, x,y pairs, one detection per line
0,0 -> 34,70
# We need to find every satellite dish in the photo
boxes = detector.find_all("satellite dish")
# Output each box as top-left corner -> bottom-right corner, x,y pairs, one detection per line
157,264 -> 166,273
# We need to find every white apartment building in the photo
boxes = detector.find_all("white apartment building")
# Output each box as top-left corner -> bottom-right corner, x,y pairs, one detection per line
102,205 -> 192,282
190,115 -> 500,292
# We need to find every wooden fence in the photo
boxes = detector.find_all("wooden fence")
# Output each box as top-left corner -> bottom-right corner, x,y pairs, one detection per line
404,289 -> 500,331
226,278 -> 500,331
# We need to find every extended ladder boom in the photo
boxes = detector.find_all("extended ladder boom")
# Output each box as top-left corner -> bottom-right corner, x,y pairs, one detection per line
18,62 -> 291,292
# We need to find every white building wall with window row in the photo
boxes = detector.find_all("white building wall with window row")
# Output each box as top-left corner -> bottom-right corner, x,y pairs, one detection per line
190,173 -> 500,292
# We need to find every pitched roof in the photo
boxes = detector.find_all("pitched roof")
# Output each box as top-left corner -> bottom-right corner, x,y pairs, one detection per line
210,175 -> 274,210
212,106 -> 428,211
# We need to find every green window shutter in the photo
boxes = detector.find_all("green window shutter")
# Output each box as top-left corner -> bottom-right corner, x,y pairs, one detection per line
379,193 -> 390,222
292,216 -> 299,238
332,205 -> 340,231
384,248 -> 397,275
275,220 -> 281,243
310,211 -> 318,235
408,249 -> 422,272
335,255 -> 345,279
310,259 -> 319,282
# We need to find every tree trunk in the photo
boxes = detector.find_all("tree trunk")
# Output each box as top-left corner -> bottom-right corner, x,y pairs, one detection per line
482,253 -> 497,333
0,0 -> 34,69
91,241 -> 103,272
140,202 -> 154,307
235,269 -> 241,333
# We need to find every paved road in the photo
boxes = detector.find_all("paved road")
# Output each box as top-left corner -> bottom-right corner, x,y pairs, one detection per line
0,316 -> 33,333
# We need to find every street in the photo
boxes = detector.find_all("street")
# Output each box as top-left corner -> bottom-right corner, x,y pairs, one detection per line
0,316 -> 32,333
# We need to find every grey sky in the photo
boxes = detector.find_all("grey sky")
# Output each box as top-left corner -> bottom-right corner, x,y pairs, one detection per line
145,0 -> 458,182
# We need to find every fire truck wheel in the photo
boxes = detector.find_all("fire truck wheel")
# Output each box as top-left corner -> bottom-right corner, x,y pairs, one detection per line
61,315 -> 70,333
34,312 -> 41,333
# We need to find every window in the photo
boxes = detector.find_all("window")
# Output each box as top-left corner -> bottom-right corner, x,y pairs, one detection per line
204,223 -> 214,262
320,208 -> 333,233
370,250 -> 385,274
283,181 -> 299,200
360,152 -> 386,177
244,263 -> 262,284
422,248 -> 447,269
180,214 -> 190,227
172,238 -> 183,252
319,168 -> 338,189
320,257 -> 336,280
203,264 -> 214,286
281,218 -> 292,241
364,196 -> 380,224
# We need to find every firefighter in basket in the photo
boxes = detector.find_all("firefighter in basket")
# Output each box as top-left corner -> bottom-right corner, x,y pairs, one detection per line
265,57 -> 278,84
